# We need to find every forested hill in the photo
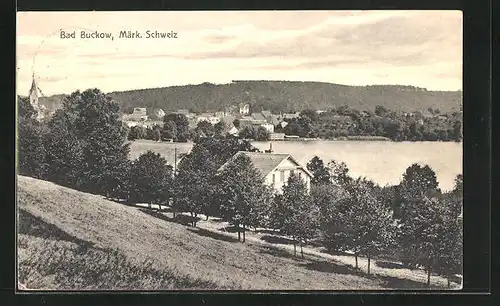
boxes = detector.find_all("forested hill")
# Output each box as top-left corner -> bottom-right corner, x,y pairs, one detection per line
39,81 -> 462,114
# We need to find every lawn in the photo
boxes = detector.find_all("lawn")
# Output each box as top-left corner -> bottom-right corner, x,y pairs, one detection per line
17,175 -> 460,290
17,175 -> 384,290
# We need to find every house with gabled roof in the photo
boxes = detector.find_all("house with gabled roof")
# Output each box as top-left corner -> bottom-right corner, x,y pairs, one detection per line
218,151 -> 313,193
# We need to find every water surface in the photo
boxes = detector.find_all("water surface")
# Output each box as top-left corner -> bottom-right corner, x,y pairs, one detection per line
129,140 -> 462,191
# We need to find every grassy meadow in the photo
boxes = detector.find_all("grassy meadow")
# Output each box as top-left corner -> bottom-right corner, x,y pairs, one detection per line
17,175 -> 388,290
17,175 -> 460,290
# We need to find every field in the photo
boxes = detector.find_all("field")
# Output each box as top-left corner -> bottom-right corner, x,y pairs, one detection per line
17,175 -> 459,290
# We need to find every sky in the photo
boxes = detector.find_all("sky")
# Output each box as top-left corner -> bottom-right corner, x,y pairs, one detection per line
17,11 -> 463,96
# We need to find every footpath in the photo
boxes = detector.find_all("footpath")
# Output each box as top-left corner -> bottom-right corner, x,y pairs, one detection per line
135,203 -> 461,289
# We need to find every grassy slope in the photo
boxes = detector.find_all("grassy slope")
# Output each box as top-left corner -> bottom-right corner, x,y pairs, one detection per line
38,81 -> 462,114
18,175 -> 388,290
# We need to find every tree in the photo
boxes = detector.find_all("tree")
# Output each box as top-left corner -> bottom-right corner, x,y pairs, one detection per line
327,160 -> 352,187
163,113 -> 190,142
238,125 -> 255,139
399,195 -> 460,287
254,126 -> 270,141
313,184 -> 349,252
375,105 -> 388,117
44,89 -> 131,196
283,119 -> 303,137
277,172 -> 317,258
306,156 -> 331,185
162,121 -> 177,140
300,109 -> 319,122
130,151 -> 173,209
216,153 -> 273,242
435,212 -> 462,288
44,110 -> 86,188
18,96 -> 36,119
349,179 -> 397,274
396,163 -> 441,268
325,178 -> 397,272
214,121 -> 229,137
173,137 -> 257,224
128,126 -> 147,141
17,97 -> 47,179
451,120 -> 462,142
196,120 -> 214,137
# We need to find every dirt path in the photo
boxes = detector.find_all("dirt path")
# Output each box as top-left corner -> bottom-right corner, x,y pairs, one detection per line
134,203 -> 461,289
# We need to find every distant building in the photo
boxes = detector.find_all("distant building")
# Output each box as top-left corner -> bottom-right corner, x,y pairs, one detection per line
208,116 -> 220,125
239,118 -> 266,128
239,103 -> 250,116
228,126 -> 239,135
218,151 -> 313,193
261,110 -> 272,119
251,112 -> 267,121
154,108 -> 166,118
282,112 -> 300,120
260,123 -> 275,133
215,111 -> 226,117
279,121 -> 289,129
175,109 -> 190,115
269,133 -> 285,140
129,107 -> 148,121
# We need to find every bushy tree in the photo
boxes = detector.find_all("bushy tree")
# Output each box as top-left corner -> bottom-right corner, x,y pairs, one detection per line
275,173 -> 318,257
44,89 -> 130,196
306,156 -> 331,185
195,120 -> 214,138
161,121 -> 177,140
213,121 -> 229,137
216,153 -> 274,242
325,178 -> 397,272
312,184 -> 349,252
350,179 -> 397,273
129,151 -> 173,209
17,97 -> 47,178
254,126 -> 270,141
451,120 -> 462,141
399,195 -> 461,287
163,113 -> 189,142
128,126 -> 147,141
327,160 -> 352,187
396,164 -> 441,268
173,137 -> 256,224
375,105 -> 388,116
18,96 -> 36,119
44,110 -> 86,188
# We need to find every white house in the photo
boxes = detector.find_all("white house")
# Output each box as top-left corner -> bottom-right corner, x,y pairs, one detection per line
208,116 -> 221,125
218,151 -> 313,193
239,103 -> 250,116
129,107 -> 148,121
260,123 -> 275,133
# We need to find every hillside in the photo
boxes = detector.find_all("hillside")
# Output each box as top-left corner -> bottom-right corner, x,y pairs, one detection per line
17,175 -> 391,290
38,81 -> 462,114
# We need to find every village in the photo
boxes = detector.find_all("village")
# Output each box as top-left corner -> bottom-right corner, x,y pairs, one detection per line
121,103 -> 303,141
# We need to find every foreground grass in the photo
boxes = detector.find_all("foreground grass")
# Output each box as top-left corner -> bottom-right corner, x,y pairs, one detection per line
17,175 -> 387,290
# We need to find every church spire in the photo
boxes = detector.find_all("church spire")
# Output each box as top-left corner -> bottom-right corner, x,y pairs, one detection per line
28,73 -> 43,121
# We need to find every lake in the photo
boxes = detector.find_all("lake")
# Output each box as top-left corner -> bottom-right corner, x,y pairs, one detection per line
129,140 -> 462,192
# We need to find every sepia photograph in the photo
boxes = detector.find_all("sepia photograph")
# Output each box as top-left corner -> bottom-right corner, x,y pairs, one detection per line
16,10 -> 463,291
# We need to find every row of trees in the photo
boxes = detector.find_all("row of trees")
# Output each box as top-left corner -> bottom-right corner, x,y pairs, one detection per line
18,89 -> 462,287
276,105 -> 462,142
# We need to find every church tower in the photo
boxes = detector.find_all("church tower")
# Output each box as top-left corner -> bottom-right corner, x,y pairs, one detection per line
28,74 -> 44,121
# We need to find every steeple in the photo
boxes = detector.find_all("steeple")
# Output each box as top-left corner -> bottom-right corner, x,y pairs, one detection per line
28,73 -> 43,121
